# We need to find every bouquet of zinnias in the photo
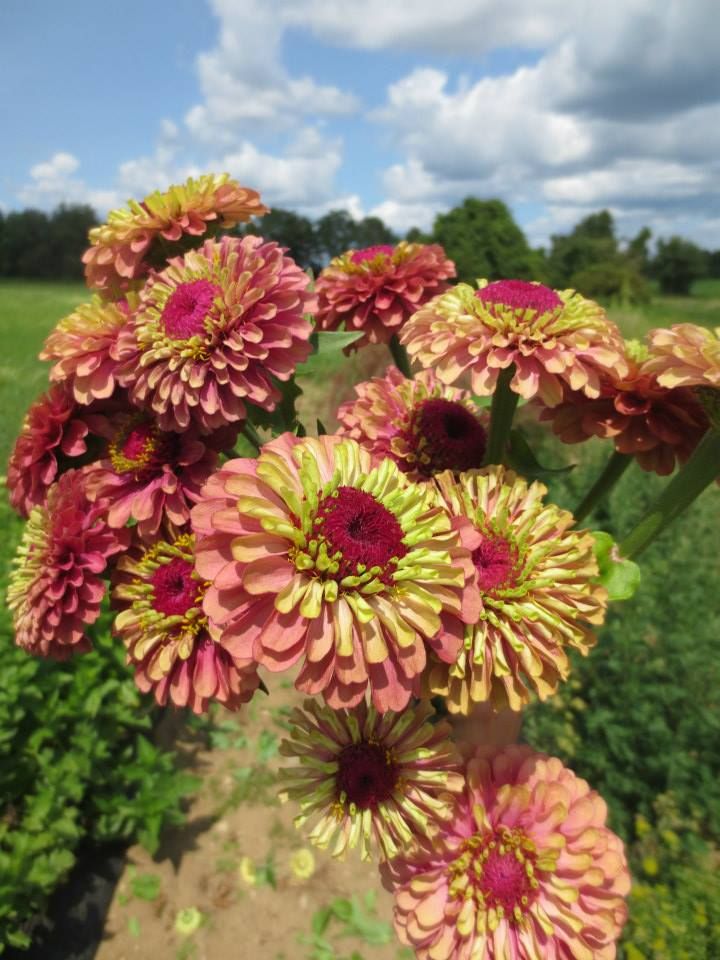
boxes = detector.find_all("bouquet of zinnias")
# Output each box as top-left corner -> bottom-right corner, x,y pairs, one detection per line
9,173 -> 720,959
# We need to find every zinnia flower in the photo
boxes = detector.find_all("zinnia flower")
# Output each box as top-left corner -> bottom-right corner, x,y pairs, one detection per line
280,698 -> 463,861
336,366 -> 489,481
315,241 -> 456,349
7,470 -> 127,658
192,434 -> 480,713
382,744 -> 630,960
645,323 -> 720,391
83,410 -> 232,536
82,173 -> 268,295
427,467 -> 607,713
112,529 -> 259,713
7,383 -> 101,517
539,345 -> 709,475
114,235 -> 314,432
40,296 -> 135,403
401,279 -> 628,407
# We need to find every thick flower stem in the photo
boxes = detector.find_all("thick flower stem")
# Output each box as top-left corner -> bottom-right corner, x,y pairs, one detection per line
574,451 -> 632,522
240,421 -> 261,454
389,335 -> 413,378
619,427 -> 720,559
483,365 -> 519,466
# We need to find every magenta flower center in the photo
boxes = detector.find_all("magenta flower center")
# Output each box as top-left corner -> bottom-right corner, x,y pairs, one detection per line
151,557 -> 202,616
109,416 -> 177,478
336,740 -> 397,809
449,827 -> 540,921
161,279 -> 219,339
476,280 -> 562,315
478,844 -> 536,915
472,533 -> 519,593
411,398 -> 487,476
315,486 -> 407,584
350,245 -> 394,264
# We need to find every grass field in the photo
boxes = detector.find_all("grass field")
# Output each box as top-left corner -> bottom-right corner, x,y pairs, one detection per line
1,279 -> 720,957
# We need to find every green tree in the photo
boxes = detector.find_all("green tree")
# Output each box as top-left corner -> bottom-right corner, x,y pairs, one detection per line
354,215 -> 397,250
429,197 -> 538,284
49,204 -> 98,279
653,236 -> 708,295
315,209 -> 358,262
242,207 -> 320,272
545,210 -> 618,288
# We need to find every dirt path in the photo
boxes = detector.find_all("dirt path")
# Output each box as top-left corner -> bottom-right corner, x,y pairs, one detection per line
96,679 -> 410,960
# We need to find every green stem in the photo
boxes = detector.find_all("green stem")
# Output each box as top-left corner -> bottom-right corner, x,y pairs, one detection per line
483,365 -> 519,466
619,427 -> 720,559
240,421 -> 262,454
389,335 -> 412,378
574,451 -> 632,523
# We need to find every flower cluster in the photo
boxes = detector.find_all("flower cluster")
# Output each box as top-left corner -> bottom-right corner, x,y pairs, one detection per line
316,241 -> 455,349
12,170 -> 692,959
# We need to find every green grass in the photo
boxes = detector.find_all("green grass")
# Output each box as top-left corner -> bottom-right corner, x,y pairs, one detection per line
608,277 -> 720,339
0,281 -> 86,468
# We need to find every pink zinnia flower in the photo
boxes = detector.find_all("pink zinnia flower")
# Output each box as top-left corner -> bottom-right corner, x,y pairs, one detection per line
7,470 -> 128,658
540,346 -> 709,475
114,235 -> 314,432
429,467 -> 607,713
315,241 -> 456,349
337,366 -> 488,480
401,279 -> 629,407
7,383 -> 101,517
280,699 -> 463,861
112,529 -> 259,713
82,173 -> 268,295
192,434 -> 480,713
644,324 -> 720,394
382,745 -> 630,960
83,410 -> 232,536
40,296 -> 134,404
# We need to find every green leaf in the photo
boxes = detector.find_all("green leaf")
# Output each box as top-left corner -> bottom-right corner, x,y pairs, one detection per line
246,377 -> 303,435
296,330 -> 364,378
591,531 -> 642,601
130,872 -> 162,901
506,429 -> 574,481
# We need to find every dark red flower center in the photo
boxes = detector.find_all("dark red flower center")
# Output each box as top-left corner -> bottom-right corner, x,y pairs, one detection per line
161,278 -> 219,339
478,844 -> 536,915
109,416 -> 177,478
151,557 -> 201,616
411,398 -> 487,475
614,390 -> 652,416
472,533 -> 518,593
351,244 -> 394,264
476,280 -> 562,315
336,740 -> 398,809
315,486 -> 407,584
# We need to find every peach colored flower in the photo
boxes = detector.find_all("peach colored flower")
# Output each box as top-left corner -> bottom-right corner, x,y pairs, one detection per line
114,235 -> 314,432
83,410 -> 233,536
280,698 -> 463,861
428,467 -> 607,713
112,529 -> 259,713
8,471 -> 128,658
382,744 -> 630,960
316,241 -> 455,349
82,173 -> 268,295
539,347 -> 709,476
40,296 -> 135,404
401,279 -> 628,407
336,366 -> 488,481
192,434 -> 480,713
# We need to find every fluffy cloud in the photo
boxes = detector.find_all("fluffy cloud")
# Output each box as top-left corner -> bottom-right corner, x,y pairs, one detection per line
185,0 -> 358,142
18,152 -> 120,212
369,0 -> 720,242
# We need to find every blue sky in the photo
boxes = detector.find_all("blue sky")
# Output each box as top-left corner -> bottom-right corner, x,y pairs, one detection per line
2,0 -> 719,249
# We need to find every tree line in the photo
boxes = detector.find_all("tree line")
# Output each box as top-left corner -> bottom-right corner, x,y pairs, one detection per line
1,198 -> 718,298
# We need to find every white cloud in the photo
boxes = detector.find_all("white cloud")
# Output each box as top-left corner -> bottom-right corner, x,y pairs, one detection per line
185,0 -> 359,143
18,152 -> 120,212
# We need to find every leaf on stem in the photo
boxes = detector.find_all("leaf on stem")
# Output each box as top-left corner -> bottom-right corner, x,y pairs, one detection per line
591,530 -> 641,601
